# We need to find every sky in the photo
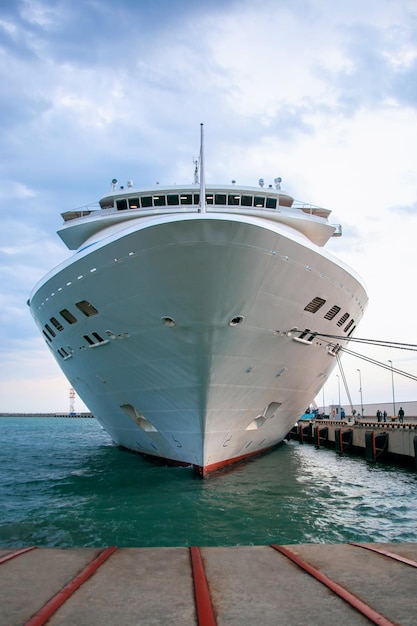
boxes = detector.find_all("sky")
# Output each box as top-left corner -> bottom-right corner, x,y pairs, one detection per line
1,0 -> 417,413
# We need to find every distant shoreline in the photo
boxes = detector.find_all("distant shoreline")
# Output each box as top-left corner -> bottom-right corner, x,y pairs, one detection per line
0,413 -> 93,418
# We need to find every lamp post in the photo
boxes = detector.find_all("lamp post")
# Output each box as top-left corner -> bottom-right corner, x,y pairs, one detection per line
388,359 -> 396,417
357,368 -> 364,416
336,374 -> 341,411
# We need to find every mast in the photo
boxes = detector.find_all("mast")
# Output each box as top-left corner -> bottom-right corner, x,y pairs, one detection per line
199,123 -> 206,213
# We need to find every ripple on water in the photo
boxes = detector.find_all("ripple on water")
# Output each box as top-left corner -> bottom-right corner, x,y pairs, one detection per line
1,418 -> 417,547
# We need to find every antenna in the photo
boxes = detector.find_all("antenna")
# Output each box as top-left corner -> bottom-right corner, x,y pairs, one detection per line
259,178 -> 264,187
193,157 -> 199,184
274,177 -> 282,190
199,123 -> 206,213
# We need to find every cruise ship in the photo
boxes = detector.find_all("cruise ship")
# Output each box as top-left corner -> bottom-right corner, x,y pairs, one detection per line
29,127 -> 368,476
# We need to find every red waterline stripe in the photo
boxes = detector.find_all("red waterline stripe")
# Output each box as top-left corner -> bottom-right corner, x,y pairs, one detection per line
0,546 -> 36,564
24,546 -> 117,626
270,544 -> 398,626
349,542 -> 417,569
190,546 -> 216,626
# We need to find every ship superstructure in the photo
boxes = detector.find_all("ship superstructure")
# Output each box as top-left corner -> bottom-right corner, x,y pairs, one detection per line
29,129 -> 368,475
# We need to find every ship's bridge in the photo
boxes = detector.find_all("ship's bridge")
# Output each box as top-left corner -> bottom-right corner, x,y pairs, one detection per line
59,184 -> 340,250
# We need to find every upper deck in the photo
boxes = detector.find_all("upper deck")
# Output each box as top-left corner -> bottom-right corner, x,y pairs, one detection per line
58,183 -> 341,250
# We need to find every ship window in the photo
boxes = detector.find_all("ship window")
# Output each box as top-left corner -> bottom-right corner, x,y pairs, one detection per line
92,331 -> 105,343
153,195 -> 166,207
83,334 -> 95,345
214,194 -> 226,205
116,199 -> 128,211
76,300 -> 99,317
266,197 -> 277,209
128,197 -> 139,209
348,325 -> 356,337
60,309 -> 77,324
241,195 -> 253,206
42,330 -> 52,342
141,196 -> 152,208
337,312 -> 349,327
167,194 -> 179,206
228,194 -> 240,206
324,305 -> 341,320
180,194 -> 192,205
254,196 -> 265,207
304,297 -> 326,313
45,323 -> 56,337
193,193 -> 200,204
50,317 -> 64,331
100,198 -> 114,209
344,319 -> 354,333
206,194 -> 214,205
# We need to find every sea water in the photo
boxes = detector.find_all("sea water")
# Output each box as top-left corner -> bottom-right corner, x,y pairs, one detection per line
1,417 -> 416,548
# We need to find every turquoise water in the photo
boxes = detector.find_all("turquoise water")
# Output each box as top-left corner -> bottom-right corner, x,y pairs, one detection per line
1,417 -> 416,548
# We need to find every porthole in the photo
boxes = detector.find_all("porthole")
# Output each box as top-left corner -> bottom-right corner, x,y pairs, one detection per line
161,316 -> 176,327
229,315 -> 244,327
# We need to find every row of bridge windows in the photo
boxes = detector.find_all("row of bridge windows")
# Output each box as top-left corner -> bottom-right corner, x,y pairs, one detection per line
112,193 -> 280,211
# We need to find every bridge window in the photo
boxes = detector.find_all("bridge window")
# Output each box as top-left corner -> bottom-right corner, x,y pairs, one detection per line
228,194 -> 240,206
116,199 -> 128,210
215,194 -> 227,205
180,194 -> 192,205
167,194 -> 179,205
153,195 -> 166,206
141,196 -> 152,208
241,195 -> 253,206
128,197 -> 139,209
254,196 -> 265,207
266,197 -> 277,209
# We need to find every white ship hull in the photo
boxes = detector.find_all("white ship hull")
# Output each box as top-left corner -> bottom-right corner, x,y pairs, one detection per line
30,210 -> 367,475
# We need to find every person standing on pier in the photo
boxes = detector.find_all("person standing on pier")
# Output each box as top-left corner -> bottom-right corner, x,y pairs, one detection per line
398,407 -> 405,423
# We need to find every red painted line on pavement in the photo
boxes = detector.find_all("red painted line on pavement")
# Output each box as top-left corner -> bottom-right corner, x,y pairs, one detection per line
190,546 -> 216,626
270,544 -> 398,626
24,546 -> 117,626
0,546 -> 36,564
349,542 -> 417,569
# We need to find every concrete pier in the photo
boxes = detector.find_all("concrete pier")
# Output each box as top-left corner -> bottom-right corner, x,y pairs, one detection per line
1,543 -> 417,625
291,419 -> 417,468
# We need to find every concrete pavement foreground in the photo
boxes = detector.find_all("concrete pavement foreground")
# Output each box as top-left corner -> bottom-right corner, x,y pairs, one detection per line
1,542 -> 417,625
